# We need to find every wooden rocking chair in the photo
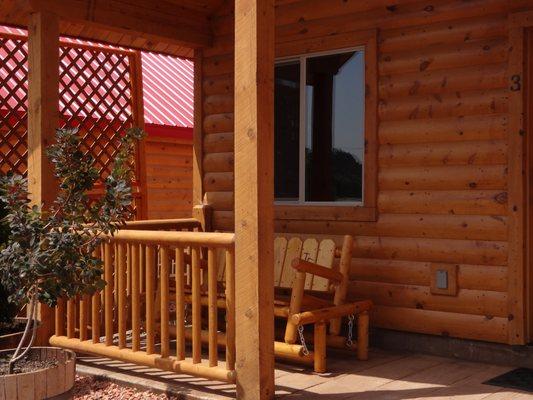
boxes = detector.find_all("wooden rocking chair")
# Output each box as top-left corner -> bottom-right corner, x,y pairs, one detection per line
270,234 -> 372,372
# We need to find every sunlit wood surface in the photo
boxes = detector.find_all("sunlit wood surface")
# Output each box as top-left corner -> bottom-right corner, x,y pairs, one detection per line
276,349 -> 531,399
77,349 -> 532,399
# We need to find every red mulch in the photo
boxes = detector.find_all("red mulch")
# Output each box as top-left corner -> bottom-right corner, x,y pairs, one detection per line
73,375 -> 178,399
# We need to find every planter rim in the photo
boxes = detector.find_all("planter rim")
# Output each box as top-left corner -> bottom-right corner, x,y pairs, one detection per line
0,346 -> 76,377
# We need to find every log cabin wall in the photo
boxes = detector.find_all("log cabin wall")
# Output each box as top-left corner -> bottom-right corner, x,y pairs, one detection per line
200,0 -> 533,345
144,135 -> 193,219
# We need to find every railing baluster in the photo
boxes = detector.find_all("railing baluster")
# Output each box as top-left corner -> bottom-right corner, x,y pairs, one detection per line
146,245 -> 155,354
92,291 -> 100,344
225,248 -> 236,371
118,243 -> 127,349
104,242 -> 114,346
91,247 -> 101,343
160,246 -> 170,358
114,243 -> 118,305
175,247 -> 185,360
55,298 -> 65,337
79,294 -> 89,341
140,244 -> 145,294
67,298 -> 76,339
208,248 -> 218,367
185,247 -> 191,287
100,242 -> 105,320
127,243 -> 132,297
131,243 -> 140,351
191,246 -> 201,364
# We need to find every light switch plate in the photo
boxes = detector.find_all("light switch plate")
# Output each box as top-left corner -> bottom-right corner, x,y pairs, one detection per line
430,263 -> 458,296
435,269 -> 448,289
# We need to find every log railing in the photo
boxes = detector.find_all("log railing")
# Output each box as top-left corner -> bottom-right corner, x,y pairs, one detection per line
122,218 -> 202,231
49,229 -> 236,383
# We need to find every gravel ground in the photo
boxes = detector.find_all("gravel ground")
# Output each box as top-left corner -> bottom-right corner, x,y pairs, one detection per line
0,356 -> 58,375
73,375 -> 178,399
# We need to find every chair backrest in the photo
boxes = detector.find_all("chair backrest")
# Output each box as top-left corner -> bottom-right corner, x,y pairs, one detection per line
274,236 -> 336,291
212,235 -> 340,292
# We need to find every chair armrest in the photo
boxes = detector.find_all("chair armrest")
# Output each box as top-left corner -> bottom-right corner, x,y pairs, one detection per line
290,300 -> 373,325
291,258 -> 344,284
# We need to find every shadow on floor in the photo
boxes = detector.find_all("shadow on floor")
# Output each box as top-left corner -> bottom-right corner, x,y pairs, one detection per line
76,349 -> 531,400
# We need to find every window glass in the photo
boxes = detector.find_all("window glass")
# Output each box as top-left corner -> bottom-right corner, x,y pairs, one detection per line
274,50 -> 364,204
274,61 -> 300,201
305,51 -> 364,202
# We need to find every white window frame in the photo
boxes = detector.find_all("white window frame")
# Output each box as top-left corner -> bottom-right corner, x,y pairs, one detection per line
274,46 -> 366,207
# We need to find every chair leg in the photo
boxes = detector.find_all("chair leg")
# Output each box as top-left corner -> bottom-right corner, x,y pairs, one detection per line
314,321 -> 327,373
284,271 -> 307,344
357,311 -> 369,361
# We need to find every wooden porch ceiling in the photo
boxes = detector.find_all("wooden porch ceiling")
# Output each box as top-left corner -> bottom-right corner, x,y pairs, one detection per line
165,0 -> 227,13
0,0 -> 227,58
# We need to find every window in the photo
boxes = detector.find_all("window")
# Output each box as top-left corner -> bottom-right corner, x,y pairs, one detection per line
274,49 -> 366,205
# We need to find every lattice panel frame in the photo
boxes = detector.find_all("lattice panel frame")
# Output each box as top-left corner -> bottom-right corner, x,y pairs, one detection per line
0,33 -> 28,176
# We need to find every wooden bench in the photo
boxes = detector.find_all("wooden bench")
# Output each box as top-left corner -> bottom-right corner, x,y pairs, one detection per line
158,233 -> 372,373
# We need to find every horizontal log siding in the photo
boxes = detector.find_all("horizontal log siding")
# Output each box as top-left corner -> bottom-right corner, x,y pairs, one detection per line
200,1 -> 532,344
145,136 -> 193,219
202,3 -> 235,227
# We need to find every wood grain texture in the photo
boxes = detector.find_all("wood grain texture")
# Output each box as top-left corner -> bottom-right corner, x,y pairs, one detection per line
234,0 -> 275,397
27,10 -> 59,209
27,13 -> 59,344
193,49 -> 204,205
506,26 -> 526,344
144,135 -> 193,219
198,1 -> 531,345
129,51 -> 147,219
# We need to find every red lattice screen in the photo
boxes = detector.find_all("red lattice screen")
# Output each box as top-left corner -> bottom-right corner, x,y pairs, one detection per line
0,34 -> 145,216
0,33 -> 28,176
59,43 -> 135,180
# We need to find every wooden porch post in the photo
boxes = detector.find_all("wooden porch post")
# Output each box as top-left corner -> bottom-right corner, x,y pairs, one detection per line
192,48 -> 204,207
27,10 -> 60,344
234,0 -> 275,398
130,51 -> 148,219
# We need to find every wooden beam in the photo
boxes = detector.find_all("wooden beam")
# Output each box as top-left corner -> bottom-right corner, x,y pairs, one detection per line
234,0 -> 275,398
4,0 -> 211,49
193,48 -> 204,206
27,10 -> 59,207
507,25 -> 527,345
510,10 -> 533,345
129,51 -> 148,219
528,28 -> 533,345
27,10 -> 60,345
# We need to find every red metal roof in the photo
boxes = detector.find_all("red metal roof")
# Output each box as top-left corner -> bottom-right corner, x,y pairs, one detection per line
0,25 -> 194,129
142,53 -> 193,128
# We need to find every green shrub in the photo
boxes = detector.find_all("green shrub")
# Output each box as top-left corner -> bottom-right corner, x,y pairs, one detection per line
0,127 -> 144,308
0,126 -> 144,372
0,194 -> 18,324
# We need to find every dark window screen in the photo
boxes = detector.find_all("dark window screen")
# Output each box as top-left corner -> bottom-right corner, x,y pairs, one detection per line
274,61 -> 300,201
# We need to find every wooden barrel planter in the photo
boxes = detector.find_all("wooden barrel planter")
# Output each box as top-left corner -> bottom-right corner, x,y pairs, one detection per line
0,347 -> 75,399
